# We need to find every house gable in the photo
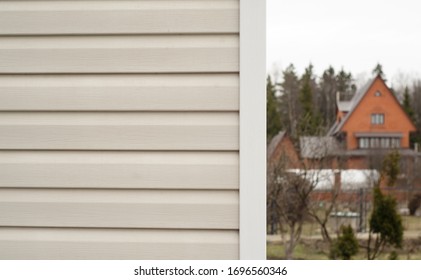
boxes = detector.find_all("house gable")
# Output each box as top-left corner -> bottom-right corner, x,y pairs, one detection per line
340,75 -> 416,149
267,131 -> 300,169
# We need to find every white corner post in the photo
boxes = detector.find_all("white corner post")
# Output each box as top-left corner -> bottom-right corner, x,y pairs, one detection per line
239,0 -> 266,259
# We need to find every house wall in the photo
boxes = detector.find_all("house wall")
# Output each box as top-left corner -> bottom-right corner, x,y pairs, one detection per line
347,157 -> 369,169
0,0 -> 240,260
268,136 -> 300,170
342,78 -> 415,150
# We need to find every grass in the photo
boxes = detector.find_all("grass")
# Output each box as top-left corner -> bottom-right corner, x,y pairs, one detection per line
267,242 -> 329,260
267,240 -> 421,260
267,215 -> 421,260
402,215 -> 421,232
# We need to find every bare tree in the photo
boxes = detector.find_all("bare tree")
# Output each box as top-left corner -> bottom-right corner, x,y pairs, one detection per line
267,136 -> 344,258
305,170 -> 339,244
268,162 -> 311,259
299,136 -> 346,244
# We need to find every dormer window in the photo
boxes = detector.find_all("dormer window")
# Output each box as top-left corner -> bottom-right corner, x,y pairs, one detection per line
374,91 -> 381,96
371,113 -> 384,125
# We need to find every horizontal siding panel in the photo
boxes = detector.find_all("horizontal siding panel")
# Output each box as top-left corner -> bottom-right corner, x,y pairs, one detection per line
0,126 -> 238,150
0,74 -> 239,111
0,35 -> 238,48
0,0 -> 238,11
0,10 -> 238,35
0,49 -> 237,74
0,228 -> 238,260
0,151 -> 238,189
0,189 -> 239,229
0,35 -> 238,73
0,112 -> 238,150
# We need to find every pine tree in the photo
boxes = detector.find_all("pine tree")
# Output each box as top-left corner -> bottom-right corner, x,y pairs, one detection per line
381,150 -> 400,187
280,64 -> 300,139
367,186 -> 403,259
401,86 -> 420,146
336,69 -> 356,100
329,225 -> 359,260
410,81 -> 421,146
319,66 -> 338,128
267,75 -> 282,142
372,63 -> 386,81
298,64 -> 321,135
403,86 -> 414,120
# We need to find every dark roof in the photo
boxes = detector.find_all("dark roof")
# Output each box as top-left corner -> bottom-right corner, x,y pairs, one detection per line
344,148 -> 421,157
328,75 -> 377,136
327,120 -> 339,136
299,136 -> 341,158
354,132 -> 403,138
267,130 -> 286,159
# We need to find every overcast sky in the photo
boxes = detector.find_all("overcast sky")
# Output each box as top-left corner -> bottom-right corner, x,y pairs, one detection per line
267,0 -> 421,87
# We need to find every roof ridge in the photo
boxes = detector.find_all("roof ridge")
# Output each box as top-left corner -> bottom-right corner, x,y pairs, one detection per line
328,75 -> 378,135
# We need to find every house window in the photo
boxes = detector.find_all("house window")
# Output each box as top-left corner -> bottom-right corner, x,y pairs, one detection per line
374,91 -> 381,97
391,138 -> 401,148
370,138 -> 380,148
371,113 -> 384,125
358,137 -> 400,149
380,138 -> 390,148
358,138 -> 369,148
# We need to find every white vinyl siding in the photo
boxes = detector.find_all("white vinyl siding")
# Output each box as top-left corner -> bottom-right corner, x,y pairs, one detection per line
0,112 -> 238,150
0,0 -> 240,260
0,151 -> 238,189
0,1 -> 238,35
0,74 -> 239,111
0,189 -> 238,229
0,36 -> 238,73
0,228 -> 238,260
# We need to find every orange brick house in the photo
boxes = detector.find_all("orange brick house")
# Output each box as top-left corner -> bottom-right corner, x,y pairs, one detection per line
268,75 -> 421,206
327,74 -> 421,200
293,75 -> 421,202
329,74 -> 416,152
297,75 -> 418,171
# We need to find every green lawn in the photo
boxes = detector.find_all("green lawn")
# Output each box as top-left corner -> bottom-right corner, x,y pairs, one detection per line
267,242 -> 329,260
267,215 -> 421,260
267,240 -> 421,260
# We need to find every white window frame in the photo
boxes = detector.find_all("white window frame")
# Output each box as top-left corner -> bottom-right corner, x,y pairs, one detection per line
380,138 -> 390,148
239,0 -> 266,259
371,113 -> 384,125
391,138 -> 401,148
359,137 -> 369,148
370,137 -> 380,148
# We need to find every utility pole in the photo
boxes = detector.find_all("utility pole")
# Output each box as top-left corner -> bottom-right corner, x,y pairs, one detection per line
358,188 -> 366,232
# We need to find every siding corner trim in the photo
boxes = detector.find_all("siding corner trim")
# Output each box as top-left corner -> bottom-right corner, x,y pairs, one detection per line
239,0 -> 266,260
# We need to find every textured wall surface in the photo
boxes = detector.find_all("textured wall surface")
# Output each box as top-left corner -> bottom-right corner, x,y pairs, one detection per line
0,0 -> 240,259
